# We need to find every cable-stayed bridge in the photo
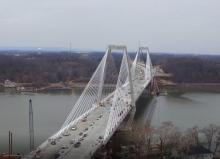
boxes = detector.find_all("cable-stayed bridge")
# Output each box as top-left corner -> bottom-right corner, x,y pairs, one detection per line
24,45 -> 156,159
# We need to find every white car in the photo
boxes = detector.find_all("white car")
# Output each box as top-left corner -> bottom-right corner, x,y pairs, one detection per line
70,126 -> 77,131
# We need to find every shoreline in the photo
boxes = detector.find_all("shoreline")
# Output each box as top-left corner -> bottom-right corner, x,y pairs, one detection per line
161,83 -> 220,93
1,82 -> 220,93
0,82 -> 118,93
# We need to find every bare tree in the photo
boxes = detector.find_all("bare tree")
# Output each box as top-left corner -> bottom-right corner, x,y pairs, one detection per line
144,125 -> 154,155
212,126 -> 220,154
156,121 -> 181,154
168,127 -> 181,149
178,126 -> 199,154
201,124 -> 219,150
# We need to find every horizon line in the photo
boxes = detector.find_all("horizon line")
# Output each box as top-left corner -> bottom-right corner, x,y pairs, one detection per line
0,46 -> 219,55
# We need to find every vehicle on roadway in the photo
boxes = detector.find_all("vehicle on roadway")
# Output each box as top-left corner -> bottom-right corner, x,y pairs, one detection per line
54,153 -> 60,159
50,140 -> 56,145
81,118 -> 87,122
79,132 -> 83,136
62,131 -> 70,136
74,142 -> 81,148
70,126 -> 77,131
70,139 -> 76,144
61,145 -> 69,149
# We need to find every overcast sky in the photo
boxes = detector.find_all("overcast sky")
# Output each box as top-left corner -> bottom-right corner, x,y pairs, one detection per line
0,0 -> 220,54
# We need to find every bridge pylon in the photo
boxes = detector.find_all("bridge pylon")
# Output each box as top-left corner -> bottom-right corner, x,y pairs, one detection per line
104,45 -> 135,141
122,46 -> 153,130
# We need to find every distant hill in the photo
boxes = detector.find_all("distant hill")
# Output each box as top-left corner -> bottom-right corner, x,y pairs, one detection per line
0,51 -> 219,87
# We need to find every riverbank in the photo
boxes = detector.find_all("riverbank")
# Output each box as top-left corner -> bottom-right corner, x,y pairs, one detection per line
0,81 -> 82,93
1,80 -> 220,94
0,82 -> 118,93
160,83 -> 220,93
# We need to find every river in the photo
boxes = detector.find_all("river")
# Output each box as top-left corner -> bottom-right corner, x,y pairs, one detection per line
151,92 -> 220,128
0,90 -> 220,154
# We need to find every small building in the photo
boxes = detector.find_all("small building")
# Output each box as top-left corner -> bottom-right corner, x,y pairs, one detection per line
4,79 -> 16,88
184,146 -> 213,159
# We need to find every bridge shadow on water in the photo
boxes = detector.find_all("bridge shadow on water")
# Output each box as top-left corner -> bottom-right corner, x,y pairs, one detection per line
134,96 -> 156,125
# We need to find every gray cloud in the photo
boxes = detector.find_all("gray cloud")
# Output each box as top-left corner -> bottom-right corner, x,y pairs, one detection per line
0,0 -> 220,54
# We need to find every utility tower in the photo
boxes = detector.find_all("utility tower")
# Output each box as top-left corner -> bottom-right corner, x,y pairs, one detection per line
29,99 -> 34,151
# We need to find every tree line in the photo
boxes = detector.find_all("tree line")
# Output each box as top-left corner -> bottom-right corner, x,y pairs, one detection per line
0,52 -> 220,87
130,122 -> 220,158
